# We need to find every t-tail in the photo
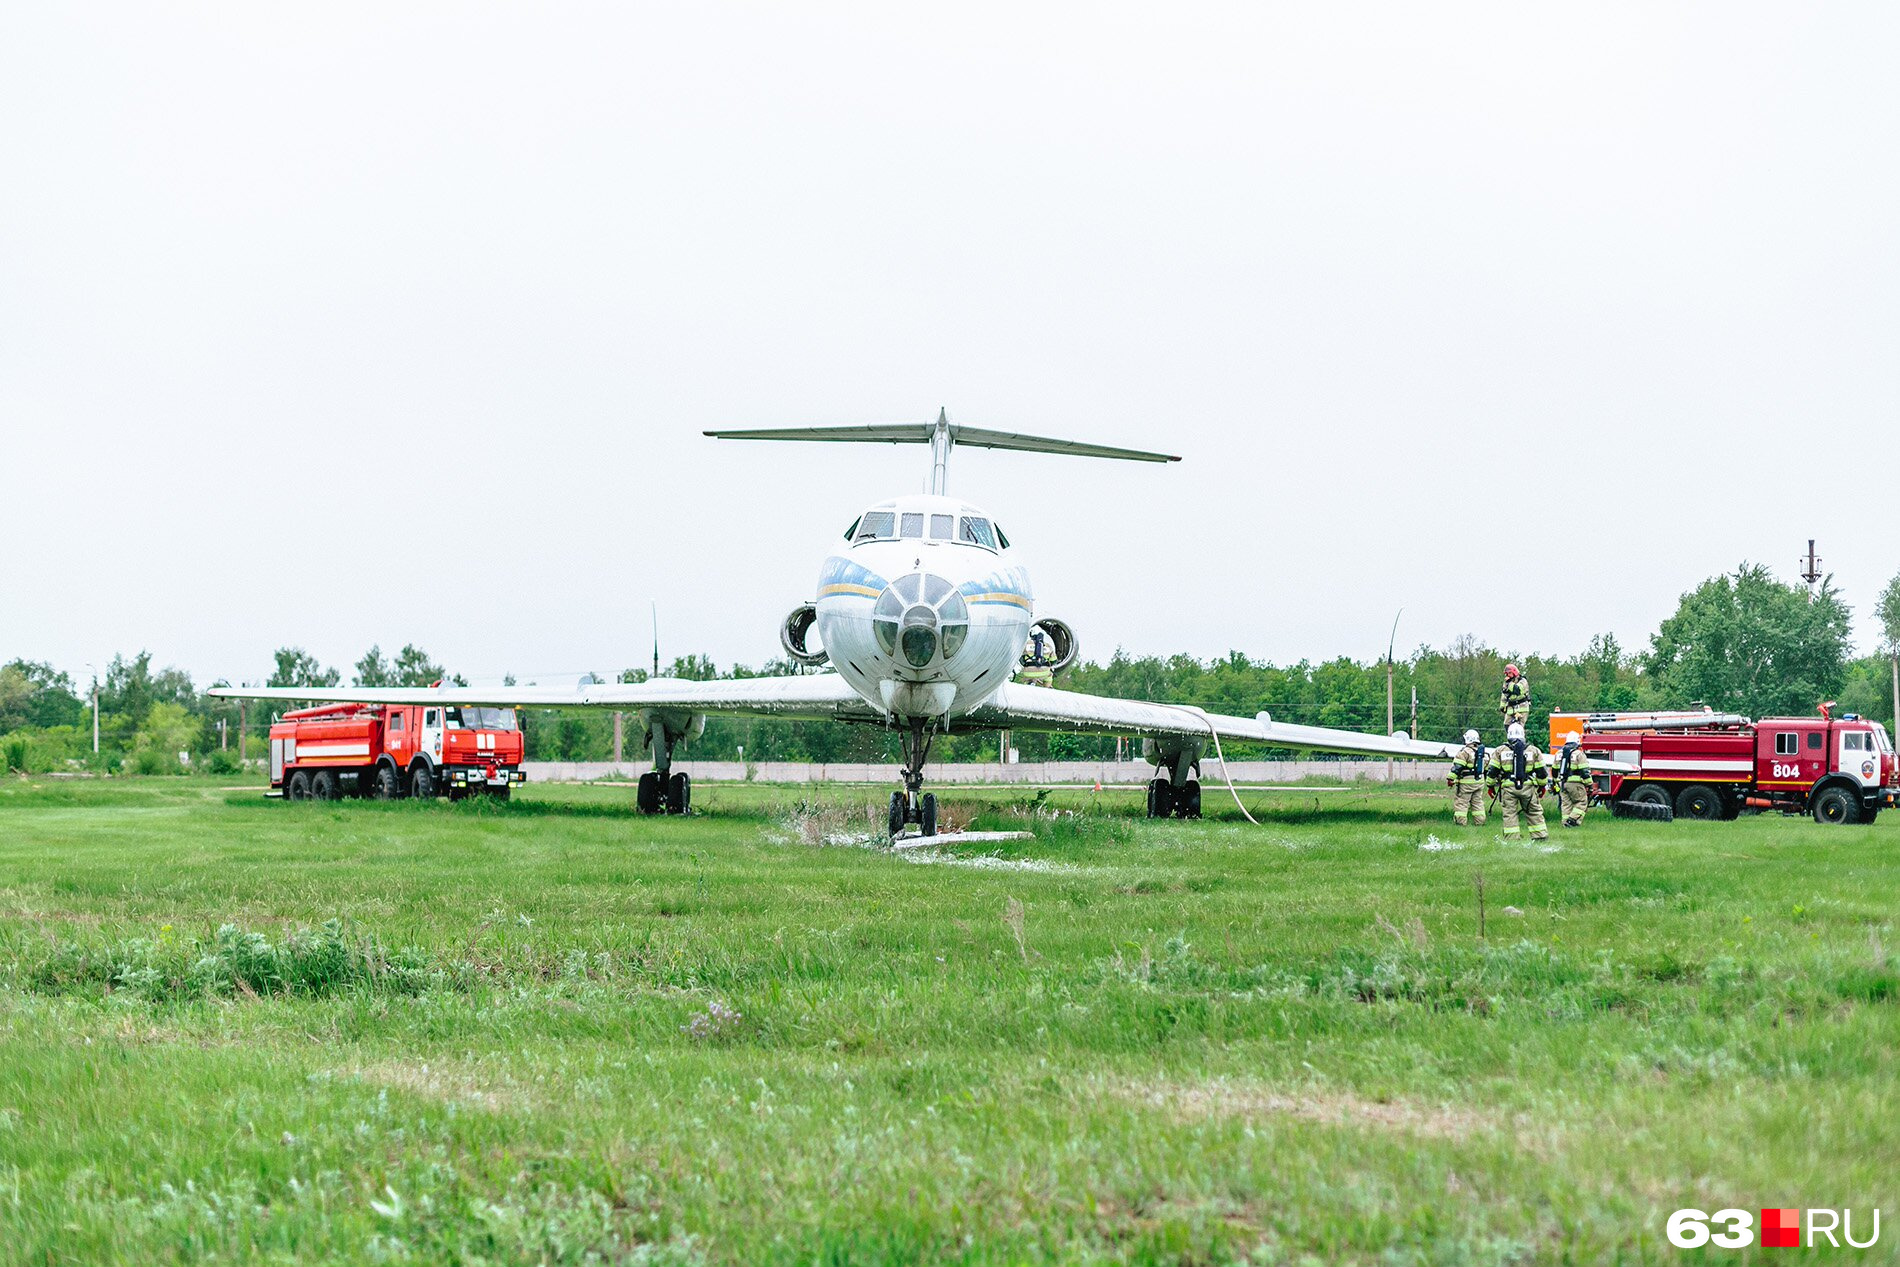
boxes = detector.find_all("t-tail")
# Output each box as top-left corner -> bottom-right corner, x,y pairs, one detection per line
705,407 -> 1179,494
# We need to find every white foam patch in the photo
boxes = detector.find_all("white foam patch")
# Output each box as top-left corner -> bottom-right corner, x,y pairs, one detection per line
1418,835 -> 1464,852
900,852 -> 1080,873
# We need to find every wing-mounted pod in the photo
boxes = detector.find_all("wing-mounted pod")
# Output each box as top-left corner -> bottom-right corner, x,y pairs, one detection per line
1028,617 -> 1079,674
780,603 -> 829,668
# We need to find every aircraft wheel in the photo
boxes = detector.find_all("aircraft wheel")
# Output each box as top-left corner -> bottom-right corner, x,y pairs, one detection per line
373,765 -> 402,800
1812,785 -> 1858,825
667,771 -> 691,815
1674,784 -> 1723,821
1178,780 -> 1202,819
1147,777 -> 1173,819
285,770 -> 311,801
636,771 -> 663,814
311,770 -> 341,801
920,792 -> 938,837
888,791 -> 907,838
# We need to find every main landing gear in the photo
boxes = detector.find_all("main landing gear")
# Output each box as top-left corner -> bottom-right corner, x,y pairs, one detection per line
1145,776 -> 1202,819
636,769 -> 691,815
888,720 -> 939,839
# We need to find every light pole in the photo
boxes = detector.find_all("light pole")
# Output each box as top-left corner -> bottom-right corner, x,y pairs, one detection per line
84,662 -> 98,755
1385,609 -> 1403,784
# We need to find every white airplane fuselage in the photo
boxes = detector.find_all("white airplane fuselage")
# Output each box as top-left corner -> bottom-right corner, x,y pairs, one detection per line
812,493 -> 1033,723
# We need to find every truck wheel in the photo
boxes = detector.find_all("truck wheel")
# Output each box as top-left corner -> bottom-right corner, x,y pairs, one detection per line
286,770 -> 311,801
311,770 -> 340,801
373,765 -> 401,800
1812,786 -> 1858,825
1627,784 -> 1671,809
410,763 -> 436,800
1675,784 -> 1723,821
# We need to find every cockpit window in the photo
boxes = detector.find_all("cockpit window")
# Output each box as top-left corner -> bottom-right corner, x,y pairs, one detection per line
959,517 -> 996,548
996,525 -> 1011,549
900,512 -> 924,538
843,516 -> 861,540
929,513 -> 953,540
855,511 -> 895,541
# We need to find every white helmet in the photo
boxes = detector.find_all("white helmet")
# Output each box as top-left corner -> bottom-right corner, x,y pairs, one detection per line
1564,732 -> 1582,746
1463,729 -> 1480,744
1506,722 -> 1526,742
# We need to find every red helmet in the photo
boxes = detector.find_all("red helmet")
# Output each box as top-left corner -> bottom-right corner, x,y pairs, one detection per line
1504,663 -> 1520,678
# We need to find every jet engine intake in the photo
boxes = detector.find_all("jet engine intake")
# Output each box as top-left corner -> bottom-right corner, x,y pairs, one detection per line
1028,617 -> 1078,674
779,603 -> 829,667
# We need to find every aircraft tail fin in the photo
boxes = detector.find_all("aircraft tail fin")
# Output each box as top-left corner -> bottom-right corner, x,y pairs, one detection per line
706,411 -> 1178,464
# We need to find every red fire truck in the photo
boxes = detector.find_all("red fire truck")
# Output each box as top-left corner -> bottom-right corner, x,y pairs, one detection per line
267,702 -> 525,802
1549,707 -> 1899,824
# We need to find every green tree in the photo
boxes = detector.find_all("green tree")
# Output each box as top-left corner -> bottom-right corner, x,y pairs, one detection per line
0,660 -> 83,733
1877,574 -> 1900,733
1643,564 -> 1852,718
133,701 -> 202,773
392,644 -> 447,687
269,648 -> 340,690
353,646 -> 393,687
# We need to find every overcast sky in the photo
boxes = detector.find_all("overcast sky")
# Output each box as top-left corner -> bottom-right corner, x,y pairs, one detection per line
4,3 -> 1896,691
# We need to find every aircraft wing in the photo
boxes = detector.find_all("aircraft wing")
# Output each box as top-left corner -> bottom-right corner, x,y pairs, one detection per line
960,682 -> 1467,760
206,675 -> 882,723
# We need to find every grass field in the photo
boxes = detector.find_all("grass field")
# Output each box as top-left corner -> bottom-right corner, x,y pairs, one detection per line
0,776 -> 1895,1265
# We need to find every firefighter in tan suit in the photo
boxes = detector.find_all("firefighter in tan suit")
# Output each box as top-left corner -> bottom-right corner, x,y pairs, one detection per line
1485,722 -> 1549,841
1554,731 -> 1592,827
1446,728 -> 1488,826
1499,663 -> 1530,726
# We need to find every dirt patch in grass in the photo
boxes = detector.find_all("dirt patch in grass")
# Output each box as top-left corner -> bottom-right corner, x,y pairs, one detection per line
1115,1077 -> 1513,1144
350,1058 -> 536,1114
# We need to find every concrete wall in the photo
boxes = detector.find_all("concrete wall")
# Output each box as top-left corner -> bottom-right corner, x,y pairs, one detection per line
522,759 -> 1451,785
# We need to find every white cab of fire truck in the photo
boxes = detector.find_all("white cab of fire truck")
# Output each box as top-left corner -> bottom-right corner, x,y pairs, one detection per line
1837,718 -> 1895,800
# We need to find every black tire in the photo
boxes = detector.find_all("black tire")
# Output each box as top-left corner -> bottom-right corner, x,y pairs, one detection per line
1675,784 -> 1724,821
409,762 -> 436,800
486,786 -> 511,802
311,770 -> 340,801
636,771 -> 663,815
1861,806 -> 1879,825
373,765 -> 402,800
1812,785 -> 1859,825
1178,780 -> 1202,819
1627,784 -> 1671,809
920,792 -> 937,837
285,770 -> 311,801
667,771 -> 691,815
1147,777 -> 1173,819
888,791 -> 907,838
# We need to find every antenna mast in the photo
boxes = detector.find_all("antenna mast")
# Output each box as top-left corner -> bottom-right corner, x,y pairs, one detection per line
1799,540 -> 1823,588
651,602 -> 660,679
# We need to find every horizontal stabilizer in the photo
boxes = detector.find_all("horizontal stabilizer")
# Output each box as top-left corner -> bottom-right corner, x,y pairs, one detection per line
705,420 -> 1178,464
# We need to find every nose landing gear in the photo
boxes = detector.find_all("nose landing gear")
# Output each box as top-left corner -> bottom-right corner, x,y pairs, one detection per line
888,720 -> 940,839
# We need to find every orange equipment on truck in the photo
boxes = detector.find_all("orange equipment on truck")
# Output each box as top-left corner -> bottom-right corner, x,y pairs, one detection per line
1548,706 -> 1898,824
267,702 -> 525,802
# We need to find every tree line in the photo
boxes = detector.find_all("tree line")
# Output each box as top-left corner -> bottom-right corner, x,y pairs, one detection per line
6,564 -> 1900,774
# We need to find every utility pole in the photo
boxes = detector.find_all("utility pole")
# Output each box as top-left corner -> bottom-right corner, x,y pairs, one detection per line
612,711 -> 624,765
1410,684 -> 1418,740
238,695 -> 248,764
1799,539 -> 1823,588
1385,609 -> 1403,784
85,663 -> 98,755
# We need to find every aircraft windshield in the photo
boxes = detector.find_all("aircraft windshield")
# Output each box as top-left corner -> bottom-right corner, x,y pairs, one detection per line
959,517 -> 996,548
445,707 -> 518,731
855,511 -> 895,541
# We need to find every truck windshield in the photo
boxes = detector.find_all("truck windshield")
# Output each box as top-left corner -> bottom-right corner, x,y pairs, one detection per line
445,707 -> 518,731
1874,724 -> 1893,754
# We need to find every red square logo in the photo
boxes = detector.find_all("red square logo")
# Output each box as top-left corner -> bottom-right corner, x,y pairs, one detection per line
1761,1208 -> 1801,1248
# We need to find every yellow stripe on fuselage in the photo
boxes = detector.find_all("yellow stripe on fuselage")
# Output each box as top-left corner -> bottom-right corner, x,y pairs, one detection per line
965,592 -> 1031,609
818,583 -> 883,599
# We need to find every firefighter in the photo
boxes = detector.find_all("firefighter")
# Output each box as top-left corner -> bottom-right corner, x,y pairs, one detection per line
1499,663 -> 1530,726
1446,728 -> 1488,826
1485,721 -> 1549,841
1017,630 -> 1056,687
1554,731 -> 1592,827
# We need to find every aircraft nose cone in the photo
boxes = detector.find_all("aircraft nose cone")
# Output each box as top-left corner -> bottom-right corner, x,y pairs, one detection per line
874,572 -> 971,668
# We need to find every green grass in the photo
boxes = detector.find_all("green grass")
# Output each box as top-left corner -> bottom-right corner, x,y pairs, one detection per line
0,776 -> 1895,1264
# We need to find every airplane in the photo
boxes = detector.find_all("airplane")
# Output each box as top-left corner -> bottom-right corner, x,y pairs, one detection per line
210,410 -> 1469,836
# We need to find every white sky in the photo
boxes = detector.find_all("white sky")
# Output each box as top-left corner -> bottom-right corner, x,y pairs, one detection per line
4,4 -> 1896,689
